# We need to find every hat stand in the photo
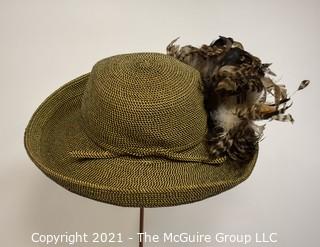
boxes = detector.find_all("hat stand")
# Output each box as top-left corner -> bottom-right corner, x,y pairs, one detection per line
139,207 -> 144,247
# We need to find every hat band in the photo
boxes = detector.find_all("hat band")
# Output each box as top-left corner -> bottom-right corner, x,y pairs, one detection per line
68,149 -> 226,165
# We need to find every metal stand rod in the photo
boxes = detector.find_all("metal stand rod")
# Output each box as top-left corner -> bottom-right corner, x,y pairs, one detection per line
139,207 -> 144,247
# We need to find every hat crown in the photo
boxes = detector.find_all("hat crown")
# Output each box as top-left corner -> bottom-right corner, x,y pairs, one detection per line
81,53 -> 207,153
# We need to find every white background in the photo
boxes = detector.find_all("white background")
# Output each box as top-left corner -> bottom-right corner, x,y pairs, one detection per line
1,0 -> 319,246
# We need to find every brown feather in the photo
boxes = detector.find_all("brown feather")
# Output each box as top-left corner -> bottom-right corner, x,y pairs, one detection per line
166,36 -> 310,163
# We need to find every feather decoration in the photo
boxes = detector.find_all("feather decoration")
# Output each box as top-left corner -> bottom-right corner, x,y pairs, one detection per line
166,36 -> 310,163
298,80 -> 310,91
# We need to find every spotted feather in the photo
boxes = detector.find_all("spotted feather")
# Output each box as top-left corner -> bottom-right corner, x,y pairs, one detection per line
167,36 -> 310,163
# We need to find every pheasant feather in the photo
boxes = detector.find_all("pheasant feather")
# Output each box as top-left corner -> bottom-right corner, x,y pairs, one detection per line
167,36 -> 310,163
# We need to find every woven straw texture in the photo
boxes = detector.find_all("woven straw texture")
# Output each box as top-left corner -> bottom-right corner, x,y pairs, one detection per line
24,53 -> 258,208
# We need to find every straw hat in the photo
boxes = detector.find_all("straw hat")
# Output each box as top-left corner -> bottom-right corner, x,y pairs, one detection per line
24,52 -> 257,207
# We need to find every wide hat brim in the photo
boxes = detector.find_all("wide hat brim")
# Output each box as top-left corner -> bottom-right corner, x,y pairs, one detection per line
24,73 -> 258,208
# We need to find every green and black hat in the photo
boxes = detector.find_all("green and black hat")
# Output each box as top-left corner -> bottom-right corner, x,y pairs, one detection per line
24,52 -> 257,208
